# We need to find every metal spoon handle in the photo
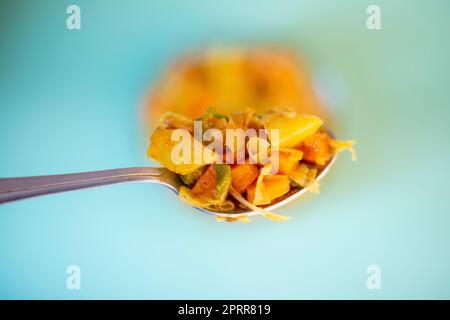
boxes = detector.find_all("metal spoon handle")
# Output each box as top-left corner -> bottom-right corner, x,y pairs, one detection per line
0,167 -> 164,204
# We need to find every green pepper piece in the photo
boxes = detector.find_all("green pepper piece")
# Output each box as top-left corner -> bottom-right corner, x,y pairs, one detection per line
214,164 -> 231,202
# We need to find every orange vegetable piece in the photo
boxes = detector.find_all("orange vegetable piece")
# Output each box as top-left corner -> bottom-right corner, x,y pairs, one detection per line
231,164 -> 260,193
191,165 -> 217,198
278,151 -> 300,175
256,175 -> 290,205
299,131 -> 331,165
247,175 -> 290,205
246,182 -> 257,204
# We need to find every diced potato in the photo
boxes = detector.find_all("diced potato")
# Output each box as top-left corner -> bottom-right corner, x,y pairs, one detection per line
264,114 -> 323,148
147,127 -> 216,175
231,164 -> 260,193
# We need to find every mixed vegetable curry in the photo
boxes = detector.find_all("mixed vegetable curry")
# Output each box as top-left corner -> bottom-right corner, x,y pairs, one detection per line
147,108 -> 355,221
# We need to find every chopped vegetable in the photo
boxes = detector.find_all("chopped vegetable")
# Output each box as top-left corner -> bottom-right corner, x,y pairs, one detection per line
299,130 -> 331,166
228,186 -> 290,221
277,148 -> 303,175
246,182 -> 257,204
231,164 -> 260,193
253,174 -> 290,206
147,108 -> 355,222
263,113 -> 323,148
192,165 -> 218,197
180,167 -> 205,187
215,164 -> 232,202
289,164 -> 319,193
190,164 -> 231,203
147,127 -> 217,175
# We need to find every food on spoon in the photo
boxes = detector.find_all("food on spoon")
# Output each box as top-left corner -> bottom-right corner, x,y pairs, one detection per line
147,108 -> 355,221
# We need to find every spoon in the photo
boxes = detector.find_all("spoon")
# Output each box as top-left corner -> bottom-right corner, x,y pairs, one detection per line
0,156 -> 336,218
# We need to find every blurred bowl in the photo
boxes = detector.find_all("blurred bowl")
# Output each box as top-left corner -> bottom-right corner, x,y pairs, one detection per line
144,47 -> 330,127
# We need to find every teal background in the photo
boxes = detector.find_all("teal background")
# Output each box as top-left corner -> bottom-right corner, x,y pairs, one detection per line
1,0 -> 449,299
